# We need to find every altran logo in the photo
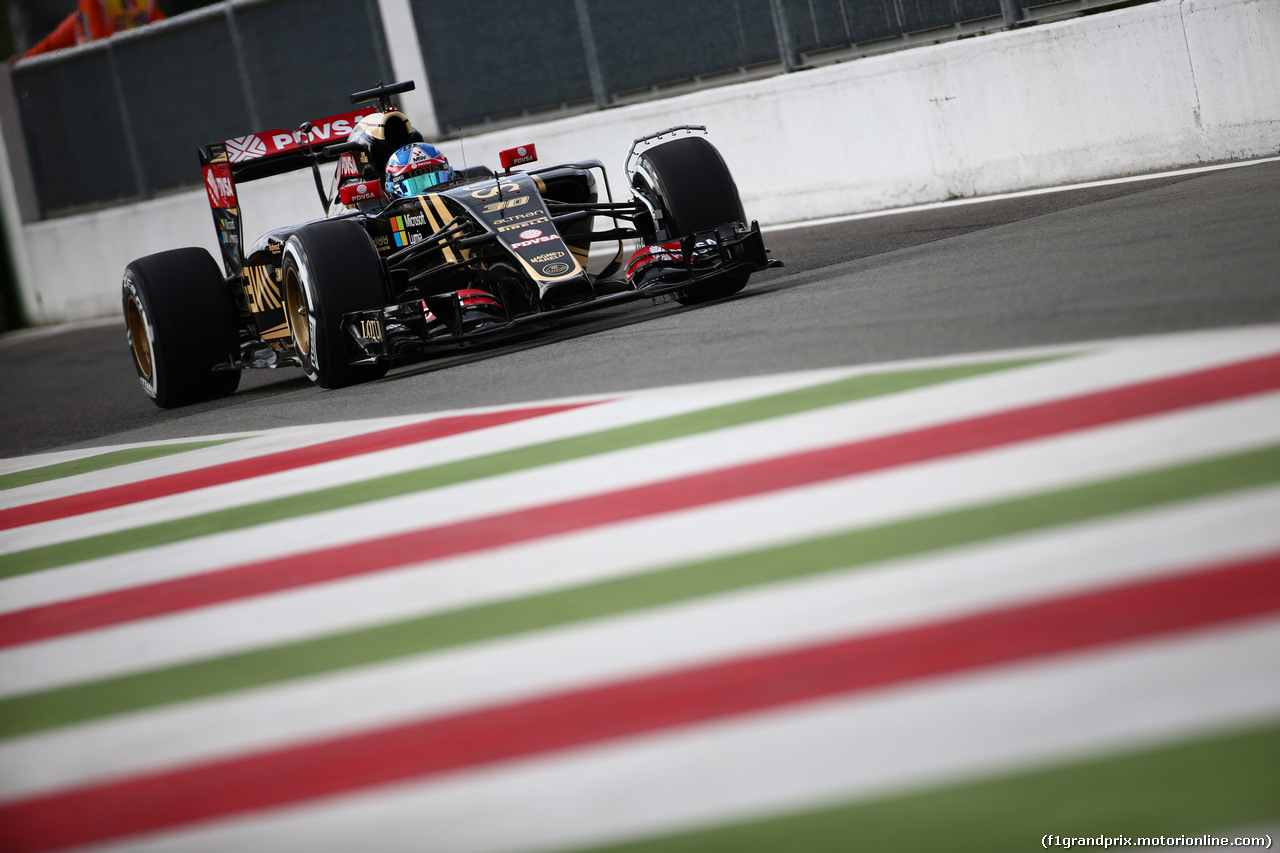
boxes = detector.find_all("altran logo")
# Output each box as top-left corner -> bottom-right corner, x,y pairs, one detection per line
226,135 -> 267,163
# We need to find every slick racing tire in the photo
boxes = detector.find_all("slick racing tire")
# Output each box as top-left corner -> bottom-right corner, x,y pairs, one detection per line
634,136 -> 750,305
122,248 -> 240,408
283,219 -> 390,389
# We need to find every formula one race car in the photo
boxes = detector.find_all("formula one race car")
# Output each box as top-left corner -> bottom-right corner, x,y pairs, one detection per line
122,81 -> 781,407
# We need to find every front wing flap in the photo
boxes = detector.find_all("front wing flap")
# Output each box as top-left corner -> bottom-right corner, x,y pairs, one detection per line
341,220 -> 781,362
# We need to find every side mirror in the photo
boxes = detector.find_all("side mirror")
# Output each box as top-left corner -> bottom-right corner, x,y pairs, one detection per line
340,180 -> 384,206
499,144 -> 538,171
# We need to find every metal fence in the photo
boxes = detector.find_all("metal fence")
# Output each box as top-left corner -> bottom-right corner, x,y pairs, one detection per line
7,0 -> 1115,219
9,0 -> 392,216
413,0 -> 1023,132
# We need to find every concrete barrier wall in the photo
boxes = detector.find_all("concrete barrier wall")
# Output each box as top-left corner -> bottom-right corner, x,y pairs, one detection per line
8,0 -> 1278,325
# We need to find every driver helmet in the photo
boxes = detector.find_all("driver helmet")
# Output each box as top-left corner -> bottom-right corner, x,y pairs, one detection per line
384,142 -> 454,197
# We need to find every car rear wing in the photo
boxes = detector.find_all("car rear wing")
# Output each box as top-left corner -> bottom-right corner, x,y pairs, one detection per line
198,106 -> 375,277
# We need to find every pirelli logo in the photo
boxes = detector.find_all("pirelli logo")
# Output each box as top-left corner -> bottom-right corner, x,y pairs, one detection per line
243,265 -> 282,313
497,215 -> 549,233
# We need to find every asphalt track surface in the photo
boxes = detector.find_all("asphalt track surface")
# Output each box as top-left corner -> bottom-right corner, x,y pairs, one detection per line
2,159 -> 1277,459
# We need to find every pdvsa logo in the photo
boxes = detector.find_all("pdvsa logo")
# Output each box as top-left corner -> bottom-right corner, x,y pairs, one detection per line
206,172 -> 233,201
203,165 -> 235,208
511,234 -> 558,249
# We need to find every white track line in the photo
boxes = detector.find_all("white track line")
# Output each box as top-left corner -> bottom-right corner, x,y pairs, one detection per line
763,157 -> 1280,233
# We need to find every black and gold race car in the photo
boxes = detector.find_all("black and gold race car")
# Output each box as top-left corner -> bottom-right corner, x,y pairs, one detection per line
122,81 -> 781,407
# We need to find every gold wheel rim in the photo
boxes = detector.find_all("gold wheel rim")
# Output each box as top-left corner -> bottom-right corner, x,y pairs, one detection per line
284,269 -> 310,360
125,296 -> 153,381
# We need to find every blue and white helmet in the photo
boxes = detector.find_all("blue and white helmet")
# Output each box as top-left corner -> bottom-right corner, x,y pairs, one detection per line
384,142 -> 454,198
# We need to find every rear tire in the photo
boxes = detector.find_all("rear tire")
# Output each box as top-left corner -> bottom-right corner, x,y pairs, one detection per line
634,136 -> 750,305
282,219 -> 390,389
122,248 -> 240,408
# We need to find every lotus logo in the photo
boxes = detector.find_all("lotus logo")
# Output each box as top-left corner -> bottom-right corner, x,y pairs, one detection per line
542,262 -> 571,276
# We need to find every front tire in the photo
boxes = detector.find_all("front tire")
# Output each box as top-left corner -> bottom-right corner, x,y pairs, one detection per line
122,248 -> 240,408
634,136 -> 751,305
282,219 -> 389,389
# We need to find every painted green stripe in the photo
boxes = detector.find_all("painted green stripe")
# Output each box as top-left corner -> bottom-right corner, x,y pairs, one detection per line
0,439 -> 243,492
0,358 -> 1051,579
581,722 -> 1280,853
2,442 -> 1275,740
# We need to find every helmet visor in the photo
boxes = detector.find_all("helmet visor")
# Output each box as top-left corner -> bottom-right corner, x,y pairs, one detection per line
399,167 -> 452,195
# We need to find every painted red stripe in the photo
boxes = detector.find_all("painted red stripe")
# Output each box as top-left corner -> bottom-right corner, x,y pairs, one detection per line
0,403 -> 596,531
3,552 -> 1277,852
2,354 -> 1278,650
